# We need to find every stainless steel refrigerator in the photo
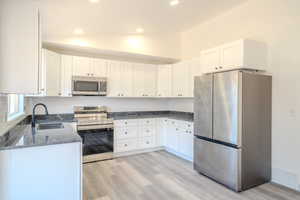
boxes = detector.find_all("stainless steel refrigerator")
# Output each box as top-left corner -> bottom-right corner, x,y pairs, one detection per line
194,70 -> 272,192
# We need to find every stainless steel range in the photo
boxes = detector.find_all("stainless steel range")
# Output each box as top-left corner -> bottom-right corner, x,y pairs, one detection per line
74,106 -> 114,163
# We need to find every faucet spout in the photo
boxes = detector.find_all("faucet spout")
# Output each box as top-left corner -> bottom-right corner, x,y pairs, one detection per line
32,103 -> 49,127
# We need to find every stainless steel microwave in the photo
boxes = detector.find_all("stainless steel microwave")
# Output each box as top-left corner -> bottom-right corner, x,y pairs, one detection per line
72,76 -> 107,96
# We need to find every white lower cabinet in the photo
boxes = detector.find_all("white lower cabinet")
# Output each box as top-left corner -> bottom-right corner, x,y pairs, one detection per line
114,117 -> 194,162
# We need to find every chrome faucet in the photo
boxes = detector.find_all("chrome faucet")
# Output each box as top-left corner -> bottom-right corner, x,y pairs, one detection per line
32,103 -> 49,127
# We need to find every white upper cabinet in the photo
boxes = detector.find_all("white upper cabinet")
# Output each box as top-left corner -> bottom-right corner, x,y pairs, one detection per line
201,47 -> 221,73
90,58 -> 107,77
157,65 -> 172,97
41,49 -> 61,96
172,62 -> 190,97
72,56 -> 91,76
60,55 -> 73,97
107,61 -> 133,97
201,39 -> 267,73
0,0 -> 41,94
133,64 -> 157,97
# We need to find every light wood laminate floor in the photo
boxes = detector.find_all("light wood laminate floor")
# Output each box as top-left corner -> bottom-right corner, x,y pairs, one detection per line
83,151 -> 300,200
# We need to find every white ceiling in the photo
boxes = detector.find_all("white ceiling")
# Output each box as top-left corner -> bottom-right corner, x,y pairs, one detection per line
38,0 -> 247,36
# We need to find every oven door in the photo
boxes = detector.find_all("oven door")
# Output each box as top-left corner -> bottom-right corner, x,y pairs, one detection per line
78,128 -> 114,163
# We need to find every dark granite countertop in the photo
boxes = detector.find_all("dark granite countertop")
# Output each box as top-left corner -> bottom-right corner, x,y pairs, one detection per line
0,110 -> 192,150
109,111 -> 193,122
0,119 -> 81,151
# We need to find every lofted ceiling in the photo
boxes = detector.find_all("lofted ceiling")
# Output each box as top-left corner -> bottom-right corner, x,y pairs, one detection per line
38,0 -> 247,37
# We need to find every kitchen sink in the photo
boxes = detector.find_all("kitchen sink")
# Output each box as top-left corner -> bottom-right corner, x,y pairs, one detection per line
37,122 -> 64,130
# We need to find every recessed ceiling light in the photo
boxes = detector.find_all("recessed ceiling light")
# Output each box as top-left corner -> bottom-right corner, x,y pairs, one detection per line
89,0 -> 99,3
170,0 -> 179,6
136,28 -> 144,33
73,28 -> 84,35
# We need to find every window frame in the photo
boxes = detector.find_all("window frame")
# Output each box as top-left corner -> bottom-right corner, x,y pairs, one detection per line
7,94 -> 25,121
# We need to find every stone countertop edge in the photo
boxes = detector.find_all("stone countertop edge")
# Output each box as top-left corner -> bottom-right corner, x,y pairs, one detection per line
0,114 -> 28,138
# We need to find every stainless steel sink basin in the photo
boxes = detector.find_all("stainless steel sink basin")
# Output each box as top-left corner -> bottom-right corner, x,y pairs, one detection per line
37,122 -> 64,130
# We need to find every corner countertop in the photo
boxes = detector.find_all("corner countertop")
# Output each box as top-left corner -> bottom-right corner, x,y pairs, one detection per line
0,120 -> 81,151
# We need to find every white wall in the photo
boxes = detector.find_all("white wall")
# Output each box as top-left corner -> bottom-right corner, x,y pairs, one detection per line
27,97 -> 169,114
180,0 -> 300,191
44,33 -> 181,59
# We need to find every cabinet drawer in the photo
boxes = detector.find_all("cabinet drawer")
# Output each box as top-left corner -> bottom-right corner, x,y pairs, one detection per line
115,139 -> 138,152
183,121 -> 194,130
139,137 -> 155,149
140,126 -> 155,137
114,119 -> 138,127
139,118 -> 155,126
115,127 -> 138,140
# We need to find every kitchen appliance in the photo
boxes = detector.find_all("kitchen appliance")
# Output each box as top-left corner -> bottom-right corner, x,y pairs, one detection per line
194,70 -> 272,192
74,106 -> 114,163
72,76 -> 107,96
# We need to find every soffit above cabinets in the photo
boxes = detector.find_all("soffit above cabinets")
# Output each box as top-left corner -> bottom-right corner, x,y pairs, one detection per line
43,42 -> 180,65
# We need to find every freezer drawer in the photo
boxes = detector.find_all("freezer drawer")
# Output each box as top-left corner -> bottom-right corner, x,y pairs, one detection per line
194,137 -> 242,191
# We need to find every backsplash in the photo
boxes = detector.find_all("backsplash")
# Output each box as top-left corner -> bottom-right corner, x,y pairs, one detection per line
27,96 -> 170,114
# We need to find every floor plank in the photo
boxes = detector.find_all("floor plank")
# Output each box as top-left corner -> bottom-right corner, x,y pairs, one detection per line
83,151 -> 300,200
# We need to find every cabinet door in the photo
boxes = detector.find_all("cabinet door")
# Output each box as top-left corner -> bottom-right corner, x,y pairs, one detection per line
132,64 -> 145,97
0,1 -> 40,94
91,58 -> 107,77
179,129 -> 194,158
72,56 -> 91,76
44,50 -> 61,96
107,61 -> 122,97
172,62 -> 189,97
166,125 -> 179,151
220,40 -> 243,69
143,65 -> 157,97
60,55 -> 73,97
201,47 -> 221,73
157,65 -> 172,97
120,63 -> 133,97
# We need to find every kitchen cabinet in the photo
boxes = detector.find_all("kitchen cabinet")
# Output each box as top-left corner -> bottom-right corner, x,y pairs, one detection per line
165,121 -> 180,151
60,55 -> 73,97
179,128 -> 194,159
133,64 -> 157,97
72,56 -> 91,76
0,0 -> 41,94
200,47 -> 221,73
172,62 -> 190,97
201,39 -> 267,73
41,49 -> 61,96
73,56 -> 107,77
155,118 -> 168,147
107,61 -> 133,97
157,65 -> 172,97
90,58 -> 107,77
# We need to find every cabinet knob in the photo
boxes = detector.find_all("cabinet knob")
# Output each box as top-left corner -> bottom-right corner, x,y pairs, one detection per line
219,66 -> 223,69
124,144 -> 128,147
146,141 -> 150,144
124,132 -> 128,135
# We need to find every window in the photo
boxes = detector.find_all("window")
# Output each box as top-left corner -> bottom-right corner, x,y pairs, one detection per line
7,94 -> 24,121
